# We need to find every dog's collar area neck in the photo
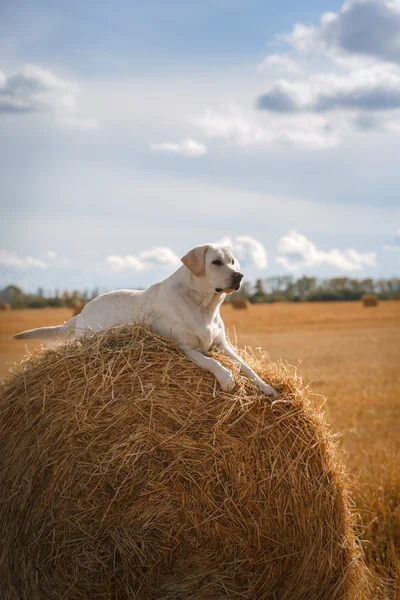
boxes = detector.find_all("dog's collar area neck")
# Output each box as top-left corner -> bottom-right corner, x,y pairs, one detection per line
202,291 -> 217,307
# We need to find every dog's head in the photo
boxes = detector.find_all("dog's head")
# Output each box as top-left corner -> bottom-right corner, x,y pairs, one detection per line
181,244 -> 243,294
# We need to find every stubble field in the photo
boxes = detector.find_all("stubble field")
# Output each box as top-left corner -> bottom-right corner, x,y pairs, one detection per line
0,301 -> 399,598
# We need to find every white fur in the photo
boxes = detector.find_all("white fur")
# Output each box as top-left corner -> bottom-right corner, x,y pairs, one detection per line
13,244 -> 277,397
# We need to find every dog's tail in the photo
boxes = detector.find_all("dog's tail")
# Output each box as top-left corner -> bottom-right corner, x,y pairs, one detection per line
13,316 -> 79,343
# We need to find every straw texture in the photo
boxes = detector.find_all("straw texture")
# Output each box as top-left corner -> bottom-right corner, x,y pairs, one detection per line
0,326 -> 369,599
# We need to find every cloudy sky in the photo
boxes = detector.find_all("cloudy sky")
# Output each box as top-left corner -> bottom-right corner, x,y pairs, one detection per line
1,0 -> 399,293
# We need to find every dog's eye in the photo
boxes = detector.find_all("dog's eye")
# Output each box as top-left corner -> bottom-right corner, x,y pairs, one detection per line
231,259 -> 235,264
212,259 -> 223,266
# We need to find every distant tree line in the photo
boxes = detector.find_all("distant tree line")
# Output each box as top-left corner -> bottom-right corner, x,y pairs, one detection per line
228,276 -> 400,304
0,286 -> 100,310
0,277 -> 399,309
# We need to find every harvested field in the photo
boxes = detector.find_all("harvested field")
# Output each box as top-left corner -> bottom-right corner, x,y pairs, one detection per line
0,301 -> 399,598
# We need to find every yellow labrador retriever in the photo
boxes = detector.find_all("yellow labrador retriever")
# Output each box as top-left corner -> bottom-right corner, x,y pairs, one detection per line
14,244 -> 277,396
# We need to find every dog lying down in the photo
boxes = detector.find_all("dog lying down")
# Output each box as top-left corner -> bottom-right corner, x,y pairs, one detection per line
14,244 -> 277,397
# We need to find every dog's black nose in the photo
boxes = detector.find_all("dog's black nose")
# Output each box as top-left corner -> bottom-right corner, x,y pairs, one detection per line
233,272 -> 244,281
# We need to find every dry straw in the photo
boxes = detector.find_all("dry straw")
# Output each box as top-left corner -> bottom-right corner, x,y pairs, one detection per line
0,326 -> 370,599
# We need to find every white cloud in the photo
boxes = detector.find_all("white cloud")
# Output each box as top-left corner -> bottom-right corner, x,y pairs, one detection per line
105,246 -> 181,273
257,64 -> 400,113
108,235 -> 376,275
0,251 -> 47,270
191,107 -> 262,145
106,238 -> 268,273
139,246 -> 181,268
105,255 -> 145,273
191,105 -> 340,149
285,0 -> 400,64
258,54 -> 301,74
216,235 -> 268,269
249,0 -> 400,142
0,64 -> 76,114
149,138 -> 207,157
0,64 -> 97,130
0,249 -> 72,270
275,230 -> 376,272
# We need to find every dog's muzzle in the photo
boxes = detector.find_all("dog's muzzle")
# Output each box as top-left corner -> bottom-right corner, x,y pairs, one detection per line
231,272 -> 244,290
215,272 -> 243,293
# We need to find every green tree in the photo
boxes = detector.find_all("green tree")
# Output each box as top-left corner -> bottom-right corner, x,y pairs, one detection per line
255,279 -> 265,295
8,285 -> 25,309
296,277 -> 317,301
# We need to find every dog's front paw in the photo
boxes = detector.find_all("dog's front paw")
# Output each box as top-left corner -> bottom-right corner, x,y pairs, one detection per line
259,381 -> 278,398
219,369 -> 235,392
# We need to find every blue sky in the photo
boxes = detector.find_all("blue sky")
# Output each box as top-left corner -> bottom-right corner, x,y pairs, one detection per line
1,0 -> 399,293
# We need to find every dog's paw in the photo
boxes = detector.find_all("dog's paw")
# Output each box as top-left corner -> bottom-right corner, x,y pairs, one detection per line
219,369 -> 236,392
259,382 -> 278,398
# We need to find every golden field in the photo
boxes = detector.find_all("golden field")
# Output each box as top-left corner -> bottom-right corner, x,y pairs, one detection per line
1,302 -> 399,599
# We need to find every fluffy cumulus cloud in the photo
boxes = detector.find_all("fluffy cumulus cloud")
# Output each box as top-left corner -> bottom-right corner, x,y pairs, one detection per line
257,65 -> 400,113
184,0 -> 400,151
191,105 -> 340,149
216,236 -> 268,269
105,246 -> 181,273
0,64 -> 97,129
285,0 -> 400,64
275,230 -> 376,272
149,139 -> 207,157
142,0 -> 400,151
106,238 -> 268,274
252,0 -> 400,143
0,250 -> 72,270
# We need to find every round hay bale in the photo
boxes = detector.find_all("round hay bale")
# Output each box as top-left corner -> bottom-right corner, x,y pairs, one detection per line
0,327 -> 369,600
362,294 -> 378,307
231,296 -> 250,310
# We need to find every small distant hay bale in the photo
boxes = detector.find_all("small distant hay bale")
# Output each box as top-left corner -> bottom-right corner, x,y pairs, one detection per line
0,327 -> 369,599
0,298 -> 11,310
231,296 -> 250,309
362,294 -> 378,307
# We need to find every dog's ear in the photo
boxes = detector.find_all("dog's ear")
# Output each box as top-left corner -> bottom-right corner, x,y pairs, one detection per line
181,245 -> 209,277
